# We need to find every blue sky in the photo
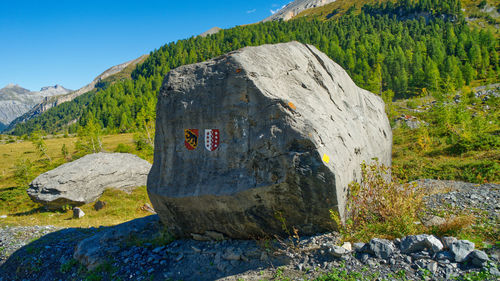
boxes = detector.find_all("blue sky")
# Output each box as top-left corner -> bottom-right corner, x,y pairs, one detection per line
0,0 -> 290,91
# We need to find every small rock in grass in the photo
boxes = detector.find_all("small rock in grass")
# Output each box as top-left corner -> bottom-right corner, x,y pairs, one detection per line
0,215 -> 7,219
421,215 -> 446,227
73,207 -> 85,219
93,200 -> 107,211
141,203 -> 156,214
450,240 -> 475,263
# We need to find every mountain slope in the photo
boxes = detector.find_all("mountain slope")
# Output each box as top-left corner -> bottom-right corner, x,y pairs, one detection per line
296,0 -> 499,28
263,0 -> 337,21
10,0 -> 499,136
6,55 -> 148,132
0,84 -> 71,129
199,27 -> 222,37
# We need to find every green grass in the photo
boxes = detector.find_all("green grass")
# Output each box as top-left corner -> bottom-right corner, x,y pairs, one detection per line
390,85 -> 500,184
296,0 -> 384,20
0,133 -> 153,228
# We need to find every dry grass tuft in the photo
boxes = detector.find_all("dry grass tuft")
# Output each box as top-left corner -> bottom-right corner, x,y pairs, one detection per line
332,162 -> 426,242
431,215 -> 476,237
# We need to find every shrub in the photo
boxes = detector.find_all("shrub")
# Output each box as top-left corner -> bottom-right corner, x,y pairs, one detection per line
406,100 -> 418,109
76,117 -> 102,154
61,144 -> 70,161
332,162 -> 425,241
13,159 -> 34,187
114,143 -> 132,153
430,215 -> 475,238
30,130 -> 51,162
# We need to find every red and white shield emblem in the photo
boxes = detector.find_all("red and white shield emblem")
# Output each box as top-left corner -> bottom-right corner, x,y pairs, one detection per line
205,129 -> 220,151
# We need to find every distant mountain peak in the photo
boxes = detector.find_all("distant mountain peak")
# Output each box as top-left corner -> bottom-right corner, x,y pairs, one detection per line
3,83 -> 23,89
40,84 -> 69,92
0,83 -> 71,127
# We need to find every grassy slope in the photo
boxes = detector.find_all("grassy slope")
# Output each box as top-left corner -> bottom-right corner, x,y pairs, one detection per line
390,89 -> 500,184
296,0 -> 500,184
0,134 -> 153,227
297,0 -> 500,34
297,0 -> 383,19
100,54 -> 149,85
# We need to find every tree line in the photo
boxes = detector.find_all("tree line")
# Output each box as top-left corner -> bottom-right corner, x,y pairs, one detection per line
11,0 -> 498,136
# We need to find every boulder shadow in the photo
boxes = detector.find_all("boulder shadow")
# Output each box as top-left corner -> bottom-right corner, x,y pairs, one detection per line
0,215 -> 288,281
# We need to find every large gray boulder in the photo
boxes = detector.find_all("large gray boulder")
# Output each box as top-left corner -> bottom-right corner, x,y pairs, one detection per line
28,153 -> 151,209
148,42 -> 392,239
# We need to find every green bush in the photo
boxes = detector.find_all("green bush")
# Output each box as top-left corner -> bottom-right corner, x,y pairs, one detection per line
13,159 -> 34,187
114,143 -> 132,153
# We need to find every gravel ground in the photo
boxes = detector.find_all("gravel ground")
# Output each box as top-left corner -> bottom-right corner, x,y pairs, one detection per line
0,225 -> 60,265
0,180 -> 498,281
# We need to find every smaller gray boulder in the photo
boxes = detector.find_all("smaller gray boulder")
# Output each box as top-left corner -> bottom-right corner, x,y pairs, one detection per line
369,238 -> 395,259
28,153 -> 151,209
450,240 -> 475,263
400,234 -> 443,254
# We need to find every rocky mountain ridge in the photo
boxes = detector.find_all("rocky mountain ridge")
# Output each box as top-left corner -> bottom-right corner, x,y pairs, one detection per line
5,54 -> 148,132
199,27 -> 222,37
0,84 -> 71,129
263,0 -> 337,21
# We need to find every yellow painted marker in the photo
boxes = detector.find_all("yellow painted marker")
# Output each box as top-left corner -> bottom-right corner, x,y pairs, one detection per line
322,154 -> 330,164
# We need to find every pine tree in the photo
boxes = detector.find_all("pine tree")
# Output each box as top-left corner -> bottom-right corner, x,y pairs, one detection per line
31,130 -> 51,162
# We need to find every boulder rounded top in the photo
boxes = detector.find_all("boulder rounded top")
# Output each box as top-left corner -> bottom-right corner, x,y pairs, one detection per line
28,152 -> 152,209
148,42 -> 392,239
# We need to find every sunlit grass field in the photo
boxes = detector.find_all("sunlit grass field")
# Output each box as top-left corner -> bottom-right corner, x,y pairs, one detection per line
0,133 -> 153,227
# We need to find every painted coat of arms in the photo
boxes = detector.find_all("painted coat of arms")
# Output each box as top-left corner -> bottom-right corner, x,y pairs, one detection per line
205,129 -> 220,151
184,129 -> 199,150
